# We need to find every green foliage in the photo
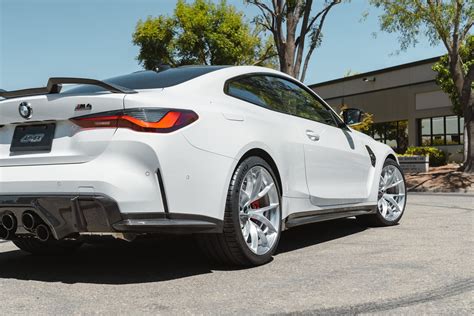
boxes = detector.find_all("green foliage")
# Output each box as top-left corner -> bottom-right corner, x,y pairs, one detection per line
132,0 -> 277,69
432,35 -> 474,116
405,146 -> 448,167
369,0 -> 473,51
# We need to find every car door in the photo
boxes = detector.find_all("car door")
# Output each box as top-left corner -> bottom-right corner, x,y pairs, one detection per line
303,121 -> 372,206
263,76 -> 372,206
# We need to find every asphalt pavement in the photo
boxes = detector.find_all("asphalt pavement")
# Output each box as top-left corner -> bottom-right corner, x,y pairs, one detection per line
0,193 -> 472,315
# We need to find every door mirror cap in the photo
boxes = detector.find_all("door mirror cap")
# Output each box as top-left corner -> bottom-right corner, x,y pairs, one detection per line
341,108 -> 364,127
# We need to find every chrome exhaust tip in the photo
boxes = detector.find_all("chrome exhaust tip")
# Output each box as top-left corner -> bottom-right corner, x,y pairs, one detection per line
1,213 -> 17,231
22,212 -> 37,231
36,224 -> 51,242
0,226 -> 11,240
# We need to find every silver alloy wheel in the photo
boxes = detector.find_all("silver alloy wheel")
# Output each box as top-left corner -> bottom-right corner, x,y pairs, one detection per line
239,166 -> 280,255
378,164 -> 406,221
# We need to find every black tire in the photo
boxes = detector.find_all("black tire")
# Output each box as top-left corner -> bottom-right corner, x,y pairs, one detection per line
197,156 -> 282,267
357,158 -> 407,227
13,238 -> 82,256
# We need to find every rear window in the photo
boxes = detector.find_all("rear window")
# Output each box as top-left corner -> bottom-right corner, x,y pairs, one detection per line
64,66 -> 226,94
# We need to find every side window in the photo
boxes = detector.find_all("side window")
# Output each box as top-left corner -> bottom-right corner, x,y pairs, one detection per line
226,75 -> 338,127
269,77 -> 338,126
226,76 -> 271,109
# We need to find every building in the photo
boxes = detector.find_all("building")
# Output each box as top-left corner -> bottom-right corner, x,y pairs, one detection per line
310,57 -> 464,159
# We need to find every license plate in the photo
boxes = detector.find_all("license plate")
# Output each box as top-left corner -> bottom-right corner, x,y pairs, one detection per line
10,124 -> 56,153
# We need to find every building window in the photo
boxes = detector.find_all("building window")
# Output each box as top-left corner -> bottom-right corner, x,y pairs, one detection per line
368,120 -> 408,153
418,115 -> 464,146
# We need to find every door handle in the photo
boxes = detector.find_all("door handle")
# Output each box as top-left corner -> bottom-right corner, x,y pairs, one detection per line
306,130 -> 320,141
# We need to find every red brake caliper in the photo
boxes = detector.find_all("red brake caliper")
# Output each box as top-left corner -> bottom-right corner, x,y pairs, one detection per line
251,199 -> 260,210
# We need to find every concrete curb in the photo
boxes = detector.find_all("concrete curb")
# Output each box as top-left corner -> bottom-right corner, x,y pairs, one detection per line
408,191 -> 474,197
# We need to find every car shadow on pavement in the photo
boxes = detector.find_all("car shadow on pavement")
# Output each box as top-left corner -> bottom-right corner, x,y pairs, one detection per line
276,218 -> 367,254
0,218 -> 366,285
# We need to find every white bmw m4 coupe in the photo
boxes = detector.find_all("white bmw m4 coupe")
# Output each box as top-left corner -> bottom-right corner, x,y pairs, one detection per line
0,66 -> 406,266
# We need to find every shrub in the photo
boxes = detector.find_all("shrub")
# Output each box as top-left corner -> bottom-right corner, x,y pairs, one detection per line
404,146 -> 447,166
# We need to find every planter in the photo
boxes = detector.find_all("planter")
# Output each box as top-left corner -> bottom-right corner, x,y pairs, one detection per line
398,155 -> 429,173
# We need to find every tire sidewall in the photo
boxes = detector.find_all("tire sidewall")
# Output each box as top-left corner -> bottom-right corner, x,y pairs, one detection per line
228,156 -> 282,265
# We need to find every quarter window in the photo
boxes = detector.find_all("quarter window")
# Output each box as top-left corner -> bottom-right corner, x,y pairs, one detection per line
226,75 -> 338,127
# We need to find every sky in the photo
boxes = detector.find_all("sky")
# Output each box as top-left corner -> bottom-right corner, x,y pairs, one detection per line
0,0 -> 446,91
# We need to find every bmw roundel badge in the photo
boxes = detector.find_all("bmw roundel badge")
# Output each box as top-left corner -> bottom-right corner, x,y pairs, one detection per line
19,102 -> 33,119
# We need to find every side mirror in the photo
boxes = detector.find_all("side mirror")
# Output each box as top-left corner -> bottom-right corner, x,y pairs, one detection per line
341,108 -> 364,126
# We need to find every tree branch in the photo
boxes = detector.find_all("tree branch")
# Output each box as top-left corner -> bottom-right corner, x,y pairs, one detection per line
295,0 -> 313,49
424,0 -> 453,53
461,19 -> 473,41
300,3 -> 334,82
252,44 -> 278,65
247,1 -> 275,17
305,1 -> 339,36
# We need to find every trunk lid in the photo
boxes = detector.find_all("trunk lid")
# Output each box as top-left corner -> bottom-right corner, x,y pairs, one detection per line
0,93 -> 125,166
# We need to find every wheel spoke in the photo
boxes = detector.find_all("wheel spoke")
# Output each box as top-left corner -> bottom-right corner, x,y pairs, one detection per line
382,172 -> 390,190
249,220 -> 259,252
385,193 -> 405,197
240,188 -> 250,200
241,220 -> 250,239
245,180 -> 275,207
255,183 -> 274,201
249,212 -> 277,233
249,170 -> 263,203
385,179 -> 404,190
380,174 -> 387,189
255,224 -> 269,248
378,198 -> 384,210
250,203 -> 279,214
384,194 -> 401,213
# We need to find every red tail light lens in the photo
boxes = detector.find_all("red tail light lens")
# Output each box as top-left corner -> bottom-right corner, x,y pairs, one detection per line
71,108 -> 198,133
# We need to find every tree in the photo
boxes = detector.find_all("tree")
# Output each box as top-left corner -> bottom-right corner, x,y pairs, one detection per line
369,0 -> 473,172
246,0 -> 344,81
433,35 -> 473,116
132,0 -> 276,69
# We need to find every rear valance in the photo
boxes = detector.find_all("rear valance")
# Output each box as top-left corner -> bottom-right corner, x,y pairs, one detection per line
0,77 -> 137,100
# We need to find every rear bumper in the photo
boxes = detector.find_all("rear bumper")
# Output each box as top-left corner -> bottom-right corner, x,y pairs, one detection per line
0,131 -> 235,221
0,194 -> 223,240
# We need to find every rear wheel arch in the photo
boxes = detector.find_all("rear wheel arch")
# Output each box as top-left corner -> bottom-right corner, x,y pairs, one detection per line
238,148 -> 282,196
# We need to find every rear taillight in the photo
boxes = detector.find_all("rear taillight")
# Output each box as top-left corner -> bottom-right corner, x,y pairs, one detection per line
70,108 -> 198,133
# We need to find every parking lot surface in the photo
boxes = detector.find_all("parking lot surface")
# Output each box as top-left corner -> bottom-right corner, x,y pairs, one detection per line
0,193 -> 472,315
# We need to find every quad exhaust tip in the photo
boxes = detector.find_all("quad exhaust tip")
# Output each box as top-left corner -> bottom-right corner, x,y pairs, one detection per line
35,224 -> 51,242
0,226 -> 10,240
0,212 -> 53,241
1,213 -> 17,231
21,212 -> 37,231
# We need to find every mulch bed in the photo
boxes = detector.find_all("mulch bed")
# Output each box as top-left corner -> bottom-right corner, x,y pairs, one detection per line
405,164 -> 474,193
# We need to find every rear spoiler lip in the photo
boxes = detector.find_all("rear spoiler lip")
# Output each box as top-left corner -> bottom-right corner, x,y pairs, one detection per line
0,77 -> 137,100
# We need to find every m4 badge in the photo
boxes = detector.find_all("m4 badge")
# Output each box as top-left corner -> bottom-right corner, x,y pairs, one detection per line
20,133 -> 45,144
75,103 -> 92,111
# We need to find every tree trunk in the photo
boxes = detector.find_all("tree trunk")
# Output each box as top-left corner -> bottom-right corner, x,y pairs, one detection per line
461,103 -> 473,172
449,55 -> 473,173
